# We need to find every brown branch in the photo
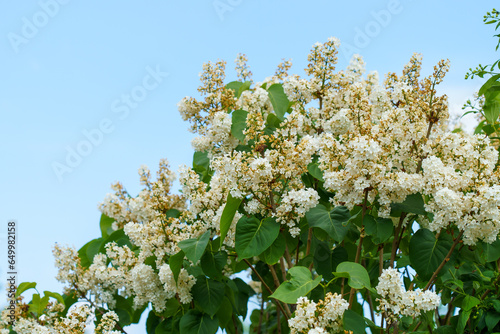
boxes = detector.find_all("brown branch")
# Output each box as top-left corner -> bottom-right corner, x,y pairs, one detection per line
355,228 -> 365,265
276,303 -> 282,334
279,258 -> 287,282
244,259 -> 272,295
243,259 -> 290,320
269,264 -> 282,287
257,299 -> 264,334
379,244 -> 384,276
416,118 -> 436,173
481,273 -> 500,300
424,230 -> 464,291
442,296 -> 456,325
389,213 -> 407,268
268,264 -> 292,319
350,189 -> 369,307
268,190 -> 276,213
364,280 -> 376,322
295,241 -> 300,265
232,314 -> 239,334
306,228 -> 313,256
284,243 -> 293,269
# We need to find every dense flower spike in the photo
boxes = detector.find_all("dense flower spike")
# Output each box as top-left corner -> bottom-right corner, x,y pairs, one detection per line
376,268 -> 440,324
288,293 -> 349,334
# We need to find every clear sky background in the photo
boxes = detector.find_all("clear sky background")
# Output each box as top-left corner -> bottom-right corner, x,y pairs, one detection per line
1,1 -> 499,332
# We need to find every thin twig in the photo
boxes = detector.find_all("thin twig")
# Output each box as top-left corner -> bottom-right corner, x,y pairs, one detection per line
442,296 -> 456,325
379,244 -> 384,275
481,273 -> 500,299
244,259 -> 272,294
424,230 -> 463,291
257,299 -> 264,334
364,285 -> 376,322
389,213 -> 407,268
279,258 -> 287,282
243,259 -> 290,320
232,314 -> 239,334
276,303 -> 281,334
349,189 -> 369,307
306,228 -> 313,256
269,264 -> 292,319
284,242 -> 293,268
295,241 -> 300,265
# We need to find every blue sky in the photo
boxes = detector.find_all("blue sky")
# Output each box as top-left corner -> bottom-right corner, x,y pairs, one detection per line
1,1 -> 499,332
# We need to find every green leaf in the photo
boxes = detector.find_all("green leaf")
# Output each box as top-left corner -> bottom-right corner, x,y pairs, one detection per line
483,124 -> 497,135
32,293 -> 50,316
462,295 -> 480,311
409,228 -> 453,280
113,295 -> 133,327
132,303 -> 147,324
193,151 -> 209,169
225,81 -> 251,98
155,318 -> 174,334
163,298 -> 181,318
98,229 -> 133,254
267,84 -> 290,120
201,251 -> 227,280
457,309 -> 472,334
364,216 -> 394,244
231,110 -> 248,142
100,214 -> 115,238
166,209 -> 181,218
434,325 -> 455,334
313,241 -> 333,280
235,216 -> 280,259
475,119 -> 488,135
169,250 -> 185,283
266,113 -> 282,128
260,233 -> 286,265
306,204 -> 350,242
178,231 -> 210,264
479,74 -> 500,96
343,309 -> 366,334
486,312 -> 500,332
233,277 -> 255,317
269,266 -> 322,304
179,310 -> 218,334
395,254 -> 411,268
216,297 -> 233,328
191,276 -> 225,317
147,311 -> 161,334
482,239 -> 500,262
307,162 -> 324,182
331,247 -> 349,273
483,101 -> 500,124
28,293 -> 45,316
335,262 -> 371,290
78,240 -> 92,268
15,282 -> 37,298
390,193 -> 426,216
492,299 -> 500,313
61,291 -> 78,316
86,237 -> 104,264
192,151 -> 212,184
225,81 -> 241,95
193,151 -> 211,183
219,193 -> 243,247
43,291 -> 65,306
